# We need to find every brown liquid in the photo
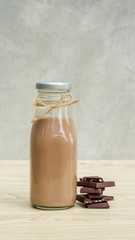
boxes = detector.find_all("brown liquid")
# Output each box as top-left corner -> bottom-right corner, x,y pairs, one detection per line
30,117 -> 77,208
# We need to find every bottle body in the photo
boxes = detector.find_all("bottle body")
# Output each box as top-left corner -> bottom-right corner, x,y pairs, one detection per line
30,88 -> 77,209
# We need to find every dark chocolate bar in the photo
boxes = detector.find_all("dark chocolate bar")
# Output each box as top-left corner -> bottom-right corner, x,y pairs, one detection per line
100,196 -> 114,201
77,175 -> 115,209
86,201 -> 110,209
88,193 -> 103,199
76,194 -> 89,204
76,194 -> 114,204
88,195 -> 114,203
77,181 -> 115,188
80,176 -> 103,182
80,187 -> 104,194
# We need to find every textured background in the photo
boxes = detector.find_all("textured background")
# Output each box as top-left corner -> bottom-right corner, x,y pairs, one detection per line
0,0 -> 135,160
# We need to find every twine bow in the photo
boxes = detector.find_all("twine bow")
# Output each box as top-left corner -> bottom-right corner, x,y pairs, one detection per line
31,93 -> 80,123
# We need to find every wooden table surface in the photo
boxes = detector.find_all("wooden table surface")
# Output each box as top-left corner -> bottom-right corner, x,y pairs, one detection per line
0,160 -> 135,240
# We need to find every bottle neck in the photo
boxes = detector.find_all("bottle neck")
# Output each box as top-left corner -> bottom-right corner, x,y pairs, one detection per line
35,89 -> 72,118
37,89 -> 70,102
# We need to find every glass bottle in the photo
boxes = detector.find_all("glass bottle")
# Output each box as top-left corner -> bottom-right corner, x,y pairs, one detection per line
30,82 -> 77,210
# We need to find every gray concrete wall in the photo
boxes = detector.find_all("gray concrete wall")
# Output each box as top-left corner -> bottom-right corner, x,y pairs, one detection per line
0,0 -> 135,160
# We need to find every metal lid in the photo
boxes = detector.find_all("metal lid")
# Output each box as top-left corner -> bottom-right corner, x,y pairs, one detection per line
36,82 -> 72,90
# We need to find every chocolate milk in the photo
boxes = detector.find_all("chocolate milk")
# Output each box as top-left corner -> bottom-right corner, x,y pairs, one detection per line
30,117 -> 77,208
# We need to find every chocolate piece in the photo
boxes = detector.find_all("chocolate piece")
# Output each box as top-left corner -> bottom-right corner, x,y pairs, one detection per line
87,195 -> 114,203
77,181 -> 115,188
86,201 -> 110,209
76,194 -> 89,204
80,176 -> 103,182
76,194 -> 114,204
80,187 -> 104,194
100,195 -> 114,201
88,193 -> 103,199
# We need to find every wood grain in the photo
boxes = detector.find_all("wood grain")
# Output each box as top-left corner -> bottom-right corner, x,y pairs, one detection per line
0,160 -> 135,240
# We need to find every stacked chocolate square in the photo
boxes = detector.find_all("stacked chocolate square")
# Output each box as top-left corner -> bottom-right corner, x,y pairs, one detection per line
77,176 -> 115,208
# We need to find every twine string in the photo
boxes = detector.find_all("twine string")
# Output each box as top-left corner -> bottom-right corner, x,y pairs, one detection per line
31,93 -> 80,123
